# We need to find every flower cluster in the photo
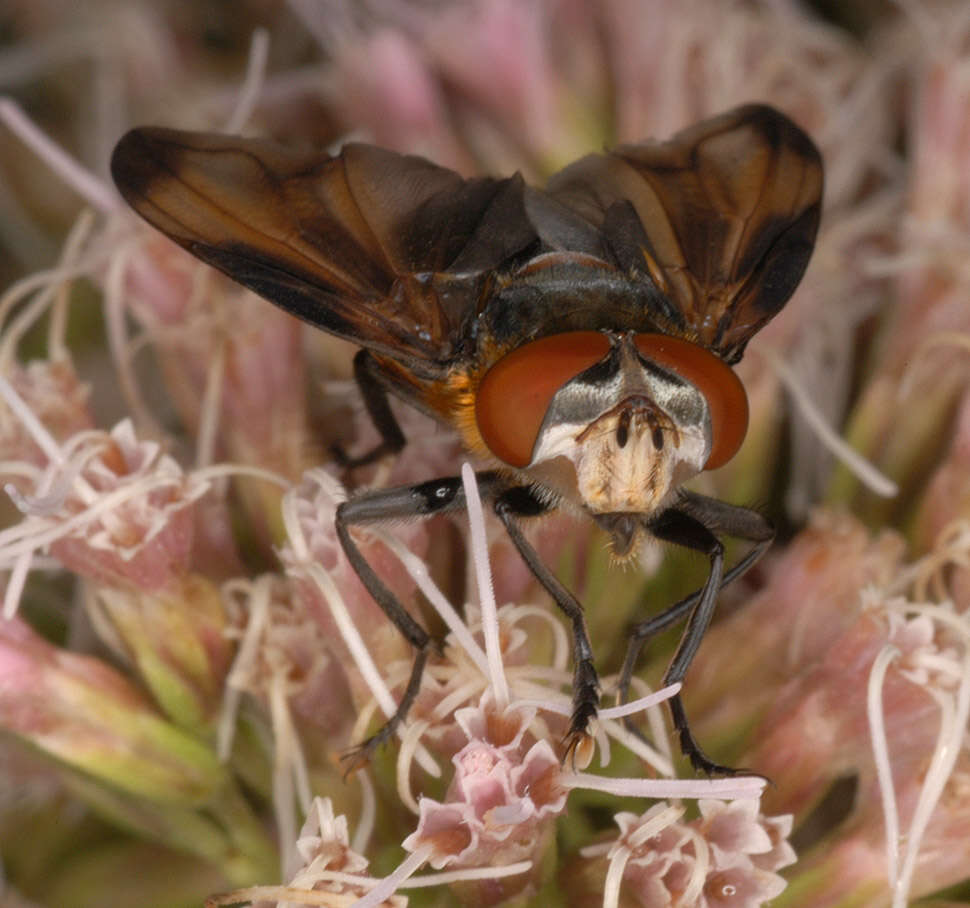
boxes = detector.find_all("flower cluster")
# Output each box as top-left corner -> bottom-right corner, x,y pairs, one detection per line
2,1 -> 970,907
579,800 -> 795,907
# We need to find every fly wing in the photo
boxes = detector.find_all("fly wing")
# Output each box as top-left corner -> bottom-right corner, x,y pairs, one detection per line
544,104 -> 823,362
111,129 -> 539,377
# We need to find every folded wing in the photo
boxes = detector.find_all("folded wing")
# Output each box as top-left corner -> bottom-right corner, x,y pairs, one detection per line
111,129 -> 540,375
544,104 -> 823,362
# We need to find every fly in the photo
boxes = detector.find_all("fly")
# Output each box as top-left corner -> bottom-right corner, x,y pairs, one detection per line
111,104 -> 823,774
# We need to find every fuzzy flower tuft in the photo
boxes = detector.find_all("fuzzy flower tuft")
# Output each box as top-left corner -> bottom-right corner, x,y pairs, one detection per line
0,407 -> 210,616
583,799 -> 793,908
0,360 -> 93,464
206,797 -> 407,908
402,702 -> 565,873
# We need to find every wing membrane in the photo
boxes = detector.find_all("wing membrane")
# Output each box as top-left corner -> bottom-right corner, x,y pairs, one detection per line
111,129 -> 538,372
545,104 -> 823,361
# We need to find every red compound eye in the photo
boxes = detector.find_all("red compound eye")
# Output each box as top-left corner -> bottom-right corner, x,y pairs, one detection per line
476,332 -> 610,467
633,333 -> 748,469
475,331 -> 748,470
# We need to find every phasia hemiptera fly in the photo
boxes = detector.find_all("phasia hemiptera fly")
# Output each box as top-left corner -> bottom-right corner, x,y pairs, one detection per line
111,104 -> 823,774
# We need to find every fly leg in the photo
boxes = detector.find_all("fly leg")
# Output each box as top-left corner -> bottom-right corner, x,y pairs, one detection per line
617,541 -> 768,700
336,470 -> 520,767
492,486 -> 600,763
332,349 -> 406,468
336,473 -> 470,768
623,493 -> 773,775
338,471 -> 602,768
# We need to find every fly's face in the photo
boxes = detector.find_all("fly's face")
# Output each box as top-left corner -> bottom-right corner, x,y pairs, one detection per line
531,337 -> 712,517
473,330 -> 748,553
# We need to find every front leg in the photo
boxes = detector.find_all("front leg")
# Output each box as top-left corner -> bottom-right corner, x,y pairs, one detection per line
624,492 -> 774,775
492,486 -> 600,763
336,473 -> 472,765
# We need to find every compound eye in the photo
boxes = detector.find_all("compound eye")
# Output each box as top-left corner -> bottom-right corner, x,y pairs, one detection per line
476,331 -> 611,467
634,334 -> 748,470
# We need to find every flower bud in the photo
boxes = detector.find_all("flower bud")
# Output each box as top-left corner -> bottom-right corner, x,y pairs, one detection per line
0,617 -> 227,805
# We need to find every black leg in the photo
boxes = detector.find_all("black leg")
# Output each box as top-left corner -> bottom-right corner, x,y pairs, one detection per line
336,474 -> 473,766
332,350 -> 406,469
617,539 -> 768,698
337,471 -> 527,766
336,471 -> 601,766
492,486 -> 600,762
337,469 -> 770,775
622,493 -> 774,775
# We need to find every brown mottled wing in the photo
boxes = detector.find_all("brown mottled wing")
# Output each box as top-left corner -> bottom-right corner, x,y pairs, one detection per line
110,129 -> 539,378
544,104 -> 823,362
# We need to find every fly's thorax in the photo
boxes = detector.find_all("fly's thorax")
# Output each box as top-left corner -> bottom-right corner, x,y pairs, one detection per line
527,337 -> 711,517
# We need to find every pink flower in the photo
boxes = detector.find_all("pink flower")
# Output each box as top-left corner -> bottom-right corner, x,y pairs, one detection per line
0,360 -> 92,466
593,800 -> 792,908
278,469 -> 421,710
0,416 -> 208,607
399,702 -> 565,904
